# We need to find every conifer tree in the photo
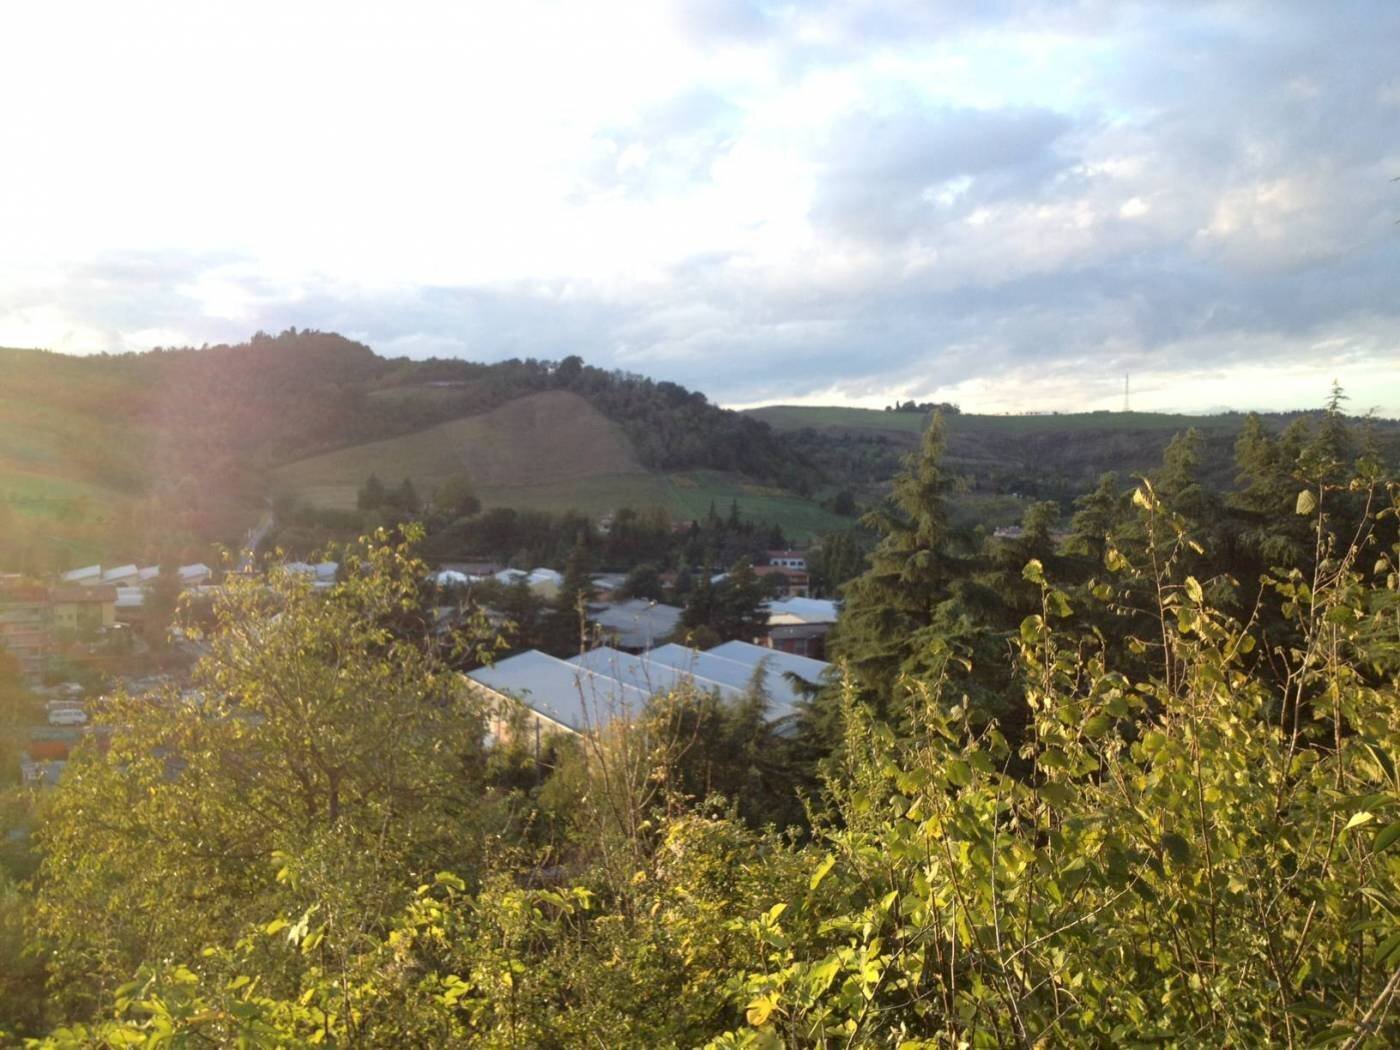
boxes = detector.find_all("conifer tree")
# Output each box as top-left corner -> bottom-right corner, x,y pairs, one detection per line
712,557 -> 770,643
828,413 -> 962,710
543,540 -> 594,656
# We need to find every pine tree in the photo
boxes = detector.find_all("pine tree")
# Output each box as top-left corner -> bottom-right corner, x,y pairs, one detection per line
543,540 -> 594,656
357,473 -> 386,511
828,413 -> 962,709
393,478 -> 420,514
712,557 -> 770,643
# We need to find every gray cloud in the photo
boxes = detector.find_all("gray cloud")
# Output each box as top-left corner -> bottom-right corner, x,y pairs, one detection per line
14,1 -> 1400,413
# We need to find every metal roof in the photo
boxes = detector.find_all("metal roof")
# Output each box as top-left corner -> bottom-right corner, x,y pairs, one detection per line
767,597 -> 840,624
589,599 -> 682,650
466,649 -> 651,733
467,639 -> 834,735
706,640 -> 832,687
568,646 -> 744,702
645,643 -> 828,721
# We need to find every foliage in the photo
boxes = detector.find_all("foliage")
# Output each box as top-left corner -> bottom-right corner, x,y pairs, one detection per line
680,557 -> 773,644
12,392 -> 1400,1046
28,527 -> 506,1017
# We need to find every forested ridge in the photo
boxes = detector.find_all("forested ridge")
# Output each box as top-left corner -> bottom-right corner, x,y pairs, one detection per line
3,393 -> 1400,1046
1,330 -> 804,498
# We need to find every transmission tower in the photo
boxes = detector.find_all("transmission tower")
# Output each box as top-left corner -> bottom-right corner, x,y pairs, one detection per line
1123,373 -> 1130,413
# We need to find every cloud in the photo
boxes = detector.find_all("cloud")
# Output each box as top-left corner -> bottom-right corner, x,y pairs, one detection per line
1,0 -> 1397,415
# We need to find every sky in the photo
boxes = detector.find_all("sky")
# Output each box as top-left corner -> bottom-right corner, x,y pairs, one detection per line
1,0 -> 1397,415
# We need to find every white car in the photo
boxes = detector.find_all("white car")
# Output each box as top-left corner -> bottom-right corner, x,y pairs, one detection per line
48,707 -> 88,726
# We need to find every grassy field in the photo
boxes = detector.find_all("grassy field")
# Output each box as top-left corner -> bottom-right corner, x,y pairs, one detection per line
272,390 -> 646,509
273,392 -> 852,539
474,470 -> 850,540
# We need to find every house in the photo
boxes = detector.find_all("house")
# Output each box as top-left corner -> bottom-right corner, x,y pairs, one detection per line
762,597 -> 839,659
440,560 -> 502,577
587,598 -> 683,652
753,564 -> 811,598
707,639 -> 830,694
589,573 -> 628,599
526,568 -> 564,599
767,597 -> 839,625
283,561 -> 338,589
49,586 -> 118,636
466,648 -> 654,740
114,587 -> 147,626
431,569 -> 475,588
766,549 -> 808,571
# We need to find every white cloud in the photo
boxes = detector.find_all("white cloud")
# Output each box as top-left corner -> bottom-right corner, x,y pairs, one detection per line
0,0 -> 1396,415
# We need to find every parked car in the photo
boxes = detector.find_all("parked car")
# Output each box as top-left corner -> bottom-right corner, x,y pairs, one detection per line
48,707 -> 88,727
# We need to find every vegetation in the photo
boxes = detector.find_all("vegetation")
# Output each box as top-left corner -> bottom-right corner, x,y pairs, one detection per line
5,368 -> 1400,1045
750,402 -> 1400,520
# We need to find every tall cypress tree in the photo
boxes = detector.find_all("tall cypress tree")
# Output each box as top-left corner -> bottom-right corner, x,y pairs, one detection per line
828,413 -> 961,711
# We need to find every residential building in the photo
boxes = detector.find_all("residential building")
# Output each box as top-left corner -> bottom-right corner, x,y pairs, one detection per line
0,578 -> 50,681
60,565 -> 102,586
766,549 -> 808,571
49,586 -> 118,636
753,564 -> 811,598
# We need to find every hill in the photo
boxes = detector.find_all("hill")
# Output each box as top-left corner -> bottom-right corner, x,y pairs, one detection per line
747,403 -> 1400,522
0,333 -> 837,568
8,331 -> 1395,571
271,390 -> 850,536
272,390 -> 648,509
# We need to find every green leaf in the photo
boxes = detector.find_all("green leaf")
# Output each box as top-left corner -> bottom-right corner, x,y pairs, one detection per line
1374,821 -> 1400,853
1343,811 -> 1374,832
1083,713 -> 1112,739
1296,489 -> 1317,515
1373,931 -> 1400,966
1022,558 -> 1045,584
1184,576 -> 1203,604
810,853 -> 836,891
945,758 -> 972,787
1161,832 -> 1192,866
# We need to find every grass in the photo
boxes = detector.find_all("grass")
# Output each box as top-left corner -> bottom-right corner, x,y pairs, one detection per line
477,471 -> 850,540
273,393 -> 853,539
272,390 -> 646,509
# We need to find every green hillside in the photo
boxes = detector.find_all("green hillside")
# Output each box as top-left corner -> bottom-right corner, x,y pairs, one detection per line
747,402 -> 1400,514
272,391 -> 848,539
0,334 -> 838,567
271,390 -> 648,510
748,404 -> 1229,436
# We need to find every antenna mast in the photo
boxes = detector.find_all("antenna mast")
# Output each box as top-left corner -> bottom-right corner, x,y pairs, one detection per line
1123,373 -> 1130,413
